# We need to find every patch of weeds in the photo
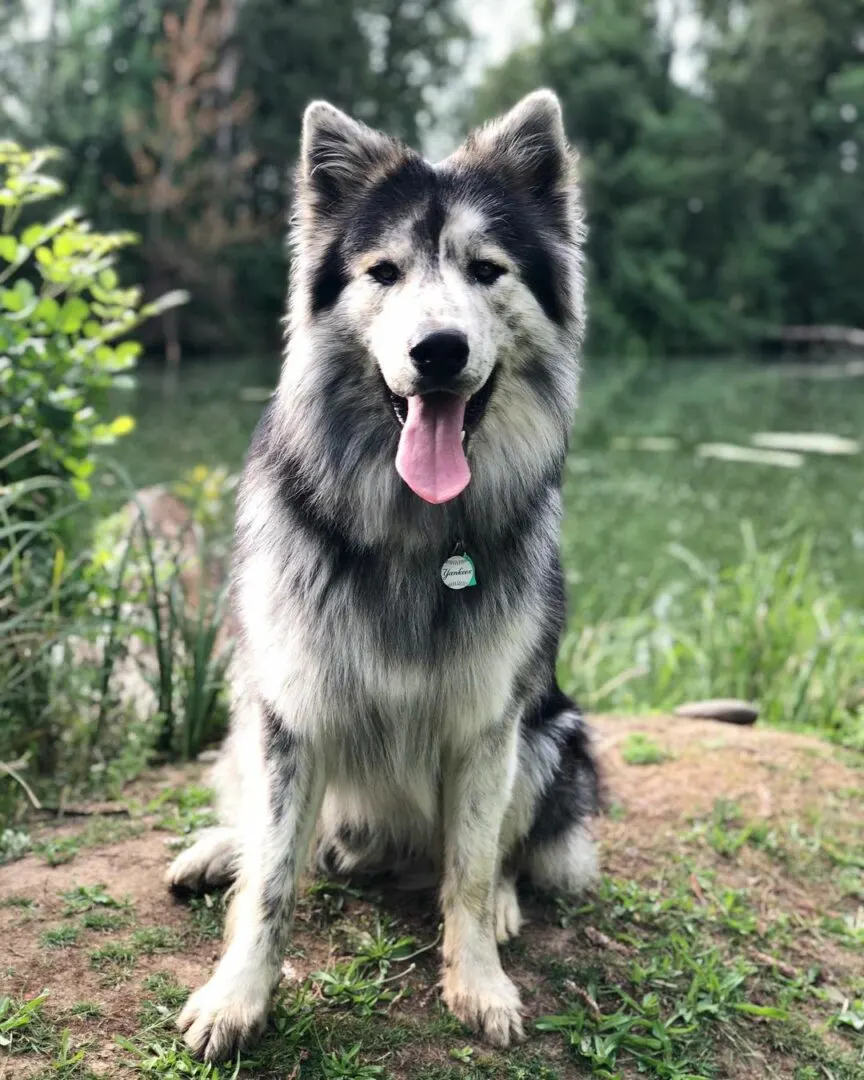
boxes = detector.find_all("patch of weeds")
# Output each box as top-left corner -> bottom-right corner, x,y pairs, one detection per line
130,926 -> 183,955
0,827 -> 32,863
188,889 -> 228,940
34,819 -> 143,866
620,733 -> 670,766
89,941 -> 138,980
117,1034 -> 240,1078
143,972 -> 190,1010
149,785 -> 217,836
321,1042 -> 385,1078
835,997 -> 864,1034
81,910 -> 130,932
312,921 -> 430,1018
713,887 -> 760,937
767,1020 -> 864,1080
40,924 -> 80,949
821,910 -> 864,949
688,798 -> 781,860
313,957 -> 405,1016
822,838 -> 864,870
544,873 -> 864,1079
349,919 -> 419,970
136,974 -> 191,1033
538,943 -> 773,1077
33,835 -> 81,867
421,1056 -> 561,1079
606,799 -> 627,821
68,1002 -> 102,1019
304,878 -> 372,924
49,1027 -> 93,1078
61,883 -> 127,915
0,991 -> 54,1054
0,894 -> 35,909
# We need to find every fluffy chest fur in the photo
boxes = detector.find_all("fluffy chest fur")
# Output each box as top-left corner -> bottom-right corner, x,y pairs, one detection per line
233,451 -> 556,754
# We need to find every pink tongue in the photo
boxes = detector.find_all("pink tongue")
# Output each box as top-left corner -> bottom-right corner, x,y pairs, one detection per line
395,393 -> 470,504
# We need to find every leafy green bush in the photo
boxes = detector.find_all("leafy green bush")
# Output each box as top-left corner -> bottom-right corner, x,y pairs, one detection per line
0,142 -> 184,507
0,142 -> 187,822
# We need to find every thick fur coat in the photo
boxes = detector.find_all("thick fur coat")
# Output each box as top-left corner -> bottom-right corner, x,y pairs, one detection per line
167,89 -> 600,1061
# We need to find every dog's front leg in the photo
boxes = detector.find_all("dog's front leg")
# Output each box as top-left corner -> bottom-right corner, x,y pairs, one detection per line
440,719 -> 523,1047
178,707 -> 324,1062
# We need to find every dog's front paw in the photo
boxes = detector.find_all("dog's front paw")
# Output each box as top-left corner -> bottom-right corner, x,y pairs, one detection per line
441,965 -> 524,1048
177,975 -> 269,1062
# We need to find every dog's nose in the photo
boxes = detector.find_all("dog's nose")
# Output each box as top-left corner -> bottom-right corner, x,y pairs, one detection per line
409,329 -> 469,381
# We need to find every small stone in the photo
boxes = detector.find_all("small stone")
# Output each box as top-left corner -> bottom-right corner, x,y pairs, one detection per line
196,749 -> 221,764
674,699 -> 758,725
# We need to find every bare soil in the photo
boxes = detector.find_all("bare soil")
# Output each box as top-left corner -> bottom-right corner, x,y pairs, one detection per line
1,714 -> 861,1079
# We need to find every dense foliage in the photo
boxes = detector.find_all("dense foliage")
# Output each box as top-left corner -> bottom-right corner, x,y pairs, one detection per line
0,145 -> 183,507
469,0 -> 864,354
0,144 -> 226,830
2,0 -> 860,357
0,0 -> 467,354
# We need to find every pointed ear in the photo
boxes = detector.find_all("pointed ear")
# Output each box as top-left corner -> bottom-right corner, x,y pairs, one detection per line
299,101 -> 406,218
460,90 -> 572,200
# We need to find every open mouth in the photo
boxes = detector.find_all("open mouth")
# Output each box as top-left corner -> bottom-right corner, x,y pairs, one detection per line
386,366 -> 498,440
386,369 -> 498,505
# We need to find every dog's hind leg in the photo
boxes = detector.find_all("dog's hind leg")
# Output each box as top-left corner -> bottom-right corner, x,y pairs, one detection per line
440,718 -> 524,1048
166,827 -> 238,891
166,730 -> 244,891
526,822 -> 599,895
176,697 -> 325,1063
517,689 -> 602,896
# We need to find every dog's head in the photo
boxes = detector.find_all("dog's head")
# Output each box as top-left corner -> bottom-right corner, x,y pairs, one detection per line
286,91 -> 584,507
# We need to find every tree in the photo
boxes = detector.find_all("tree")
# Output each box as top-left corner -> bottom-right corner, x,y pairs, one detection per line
0,0 -> 468,355
470,0 -> 864,355
469,0 -> 735,354
695,0 -> 864,332
113,0 -> 266,382
231,0 -> 469,340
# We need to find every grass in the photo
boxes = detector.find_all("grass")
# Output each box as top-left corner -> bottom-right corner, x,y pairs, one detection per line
40,925 -> 80,949
88,940 -> 138,979
109,355 -> 864,749
188,889 -> 229,940
0,894 -> 35,908
68,1002 -> 102,1019
34,818 -> 144,866
547,874 -> 864,1080
3,356 -> 862,1075
149,784 -> 217,837
7,835 -> 864,1078
60,883 -> 127,914
620,732 -> 670,765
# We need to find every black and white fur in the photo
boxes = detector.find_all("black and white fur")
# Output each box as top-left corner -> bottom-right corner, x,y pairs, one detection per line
167,90 -> 600,1061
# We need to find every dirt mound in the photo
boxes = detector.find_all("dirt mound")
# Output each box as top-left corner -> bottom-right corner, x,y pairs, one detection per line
1,716 -> 861,1079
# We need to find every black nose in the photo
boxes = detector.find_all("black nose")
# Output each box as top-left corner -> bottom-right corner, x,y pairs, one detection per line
409,329 -> 469,381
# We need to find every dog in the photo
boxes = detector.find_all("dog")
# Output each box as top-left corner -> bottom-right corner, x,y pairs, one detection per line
167,88 -> 600,1062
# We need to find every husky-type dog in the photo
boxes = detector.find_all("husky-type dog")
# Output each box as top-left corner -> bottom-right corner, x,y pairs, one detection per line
167,89 -> 600,1061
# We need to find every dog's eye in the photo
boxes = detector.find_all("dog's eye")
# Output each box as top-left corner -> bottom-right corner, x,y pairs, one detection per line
469,259 -> 506,285
368,261 -> 400,286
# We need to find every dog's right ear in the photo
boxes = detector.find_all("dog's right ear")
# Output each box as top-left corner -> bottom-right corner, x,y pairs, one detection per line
299,102 -> 403,219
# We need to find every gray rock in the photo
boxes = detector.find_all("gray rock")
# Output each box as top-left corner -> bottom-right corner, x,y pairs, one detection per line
674,699 -> 758,725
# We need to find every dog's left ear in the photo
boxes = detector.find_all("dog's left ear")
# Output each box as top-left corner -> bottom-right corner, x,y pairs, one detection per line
299,101 -> 404,219
460,90 -> 572,200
